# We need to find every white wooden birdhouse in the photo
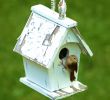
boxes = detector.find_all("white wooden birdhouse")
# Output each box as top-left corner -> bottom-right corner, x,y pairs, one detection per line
13,1 -> 93,100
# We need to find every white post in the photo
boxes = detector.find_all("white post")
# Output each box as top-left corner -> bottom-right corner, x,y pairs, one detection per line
51,0 -> 56,11
58,0 -> 67,20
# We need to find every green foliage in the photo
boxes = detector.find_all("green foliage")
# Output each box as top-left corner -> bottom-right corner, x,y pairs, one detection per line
0,0 -> 110,100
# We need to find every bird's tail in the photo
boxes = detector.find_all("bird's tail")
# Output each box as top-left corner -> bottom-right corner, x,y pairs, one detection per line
70,71 -> 75,82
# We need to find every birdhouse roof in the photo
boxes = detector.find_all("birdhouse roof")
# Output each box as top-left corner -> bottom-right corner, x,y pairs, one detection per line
31,4 -> 77,28
13,4 -> 93,68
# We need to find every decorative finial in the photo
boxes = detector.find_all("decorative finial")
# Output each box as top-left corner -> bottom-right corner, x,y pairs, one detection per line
58,0 -> 67,20
51,0 -> 56,11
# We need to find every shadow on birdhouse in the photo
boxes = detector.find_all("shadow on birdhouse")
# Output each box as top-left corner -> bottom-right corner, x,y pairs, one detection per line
13,0 -> 93,99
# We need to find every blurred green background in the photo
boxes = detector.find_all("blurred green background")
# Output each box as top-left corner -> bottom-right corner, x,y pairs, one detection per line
0,0 -> 110,100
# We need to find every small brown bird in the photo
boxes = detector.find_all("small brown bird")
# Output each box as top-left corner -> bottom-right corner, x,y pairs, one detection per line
65,55 -> 78,82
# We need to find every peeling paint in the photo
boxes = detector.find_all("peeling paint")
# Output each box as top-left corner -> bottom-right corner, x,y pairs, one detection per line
54,90 -> 64,96
59,89 -> 69,94
70,85 -> 79,92
42,26 -> 60,46
72,27 -> 93,57
14,4 -> 92,69
26,13 -> 33,27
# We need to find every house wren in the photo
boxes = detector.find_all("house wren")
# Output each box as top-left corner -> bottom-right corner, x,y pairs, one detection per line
65,55 -> 78,82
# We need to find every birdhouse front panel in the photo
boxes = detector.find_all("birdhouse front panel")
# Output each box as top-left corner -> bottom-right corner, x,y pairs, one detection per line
64,29 -> 79,43
47,34 -> 81,91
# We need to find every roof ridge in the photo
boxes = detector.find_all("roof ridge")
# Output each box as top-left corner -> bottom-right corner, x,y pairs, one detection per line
31,4 -> 77,28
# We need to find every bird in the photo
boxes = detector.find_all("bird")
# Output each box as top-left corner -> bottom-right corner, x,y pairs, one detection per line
65,55 -> 78,82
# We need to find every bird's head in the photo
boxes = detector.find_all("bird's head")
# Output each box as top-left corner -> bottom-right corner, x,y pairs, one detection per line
66,55 -> 78,65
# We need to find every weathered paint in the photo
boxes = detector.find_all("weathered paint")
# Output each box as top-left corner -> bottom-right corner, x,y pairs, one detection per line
20,77 -> 87,100
23,57 -> 51,91
14,4 -> 93,69
13,4 -> 93,99
31,4 -> 77,28
58,0 -> 67,19
14,11 -> 67,68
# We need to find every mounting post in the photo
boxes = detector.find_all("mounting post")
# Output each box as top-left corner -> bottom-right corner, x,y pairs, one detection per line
51,0 -> 56,11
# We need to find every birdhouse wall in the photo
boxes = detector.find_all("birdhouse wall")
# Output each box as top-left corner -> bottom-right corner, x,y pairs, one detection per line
48,43 -> 81,91
63,29 -> 79,44
22,57 -> 51,91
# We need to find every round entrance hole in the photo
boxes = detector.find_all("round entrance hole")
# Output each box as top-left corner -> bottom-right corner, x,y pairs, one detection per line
59,48 -> 69,60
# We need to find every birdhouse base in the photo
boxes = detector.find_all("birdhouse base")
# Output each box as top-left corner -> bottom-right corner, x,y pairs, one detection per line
20,77 -> 87,100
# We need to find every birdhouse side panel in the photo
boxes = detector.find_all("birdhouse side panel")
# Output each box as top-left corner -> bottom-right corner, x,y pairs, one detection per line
63,29 -> 79,44
23,57 -> 50,91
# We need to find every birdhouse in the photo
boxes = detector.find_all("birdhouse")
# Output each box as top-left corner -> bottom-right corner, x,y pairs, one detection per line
13,1 -> 93,100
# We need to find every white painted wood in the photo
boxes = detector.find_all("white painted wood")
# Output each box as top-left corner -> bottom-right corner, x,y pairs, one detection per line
31,4 -> 77,28
13,4 -> 93,100
21,13 -> 57,60
20,77 -> 87,100
23,57 -> 51,91
72,27 -> 93,57
66,29 -> 79,43
58,0 -> 67,19
48,43 -> 81,91
43,26 -> 67,67
14,4 -> 93,69
78,35 -> 93,56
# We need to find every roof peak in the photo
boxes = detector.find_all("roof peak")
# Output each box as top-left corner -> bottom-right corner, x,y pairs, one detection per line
31,4 -> 77,28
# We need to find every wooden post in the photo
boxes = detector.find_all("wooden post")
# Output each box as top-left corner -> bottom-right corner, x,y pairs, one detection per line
58,0 -> 67,19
